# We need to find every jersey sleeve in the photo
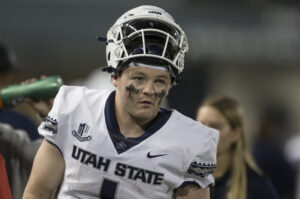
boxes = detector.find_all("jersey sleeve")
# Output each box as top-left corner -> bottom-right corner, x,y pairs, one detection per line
183,129 -> 219,188
38,85 -> 69,151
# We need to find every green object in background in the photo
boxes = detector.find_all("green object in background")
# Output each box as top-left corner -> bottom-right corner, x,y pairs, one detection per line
0,75 -> 63,108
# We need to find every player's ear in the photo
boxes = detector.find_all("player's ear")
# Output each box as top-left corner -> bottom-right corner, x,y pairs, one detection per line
111,74 -> 119,87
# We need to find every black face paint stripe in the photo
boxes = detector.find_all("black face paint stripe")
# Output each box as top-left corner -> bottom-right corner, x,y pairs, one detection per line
155,89 -> 167,106
126,83 -> 140,97
126,83 -> 140,94
126,83 -> 167,102
154,90 -> 166,98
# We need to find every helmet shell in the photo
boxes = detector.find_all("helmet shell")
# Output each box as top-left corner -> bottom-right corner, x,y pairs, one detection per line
105,5 -> 189,82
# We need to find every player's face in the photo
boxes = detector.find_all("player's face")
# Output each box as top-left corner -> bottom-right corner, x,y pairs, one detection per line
113,65 -> 171,123
196,106 -> 240,155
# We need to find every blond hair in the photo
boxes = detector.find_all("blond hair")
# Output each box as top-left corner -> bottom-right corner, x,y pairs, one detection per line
200,96 -> 261,199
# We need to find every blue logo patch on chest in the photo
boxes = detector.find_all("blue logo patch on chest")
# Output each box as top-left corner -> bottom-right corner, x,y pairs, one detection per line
72,123 -> 92,142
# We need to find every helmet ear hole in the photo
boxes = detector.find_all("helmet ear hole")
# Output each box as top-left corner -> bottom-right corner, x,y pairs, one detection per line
117,33 -> 121,41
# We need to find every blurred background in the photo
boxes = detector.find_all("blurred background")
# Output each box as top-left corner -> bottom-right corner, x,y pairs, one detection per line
1,0 -> 300,198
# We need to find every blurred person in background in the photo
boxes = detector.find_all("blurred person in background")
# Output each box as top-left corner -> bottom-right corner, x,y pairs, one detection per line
285,133 -> 300,199
0,153 -> 12,199
196,96 -> 279,199
0,41 -> 40,140
252,106 -> 296,199
0,123 -> 41,199
0,41 -> 42,199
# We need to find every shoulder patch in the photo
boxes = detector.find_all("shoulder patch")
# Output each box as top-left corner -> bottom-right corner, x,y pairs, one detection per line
187,161 -> 216,178
43,116 -> 58,134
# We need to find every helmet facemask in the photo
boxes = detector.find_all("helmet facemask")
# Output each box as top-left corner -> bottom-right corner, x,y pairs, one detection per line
103,6 -> 188,84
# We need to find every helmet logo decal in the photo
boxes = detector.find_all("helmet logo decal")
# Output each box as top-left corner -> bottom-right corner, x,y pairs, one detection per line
148,10 -> 162,15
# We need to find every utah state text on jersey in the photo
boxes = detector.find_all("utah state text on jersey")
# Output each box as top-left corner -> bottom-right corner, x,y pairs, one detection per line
72,145 -> 164,185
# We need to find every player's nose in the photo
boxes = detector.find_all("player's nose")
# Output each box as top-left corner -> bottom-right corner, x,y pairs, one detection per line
142,81 -> 155,96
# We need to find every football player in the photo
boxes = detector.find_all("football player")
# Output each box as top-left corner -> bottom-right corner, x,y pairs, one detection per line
23,5 -> 219,199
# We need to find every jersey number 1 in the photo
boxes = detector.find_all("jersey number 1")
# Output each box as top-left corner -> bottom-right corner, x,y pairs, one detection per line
100,178 -> 119,199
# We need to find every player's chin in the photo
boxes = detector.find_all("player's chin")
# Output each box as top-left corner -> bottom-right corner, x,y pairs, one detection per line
136,107 -> 159,120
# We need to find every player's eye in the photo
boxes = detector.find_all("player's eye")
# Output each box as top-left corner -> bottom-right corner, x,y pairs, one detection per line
155,79 -> 166,85
133,76 -> 144,82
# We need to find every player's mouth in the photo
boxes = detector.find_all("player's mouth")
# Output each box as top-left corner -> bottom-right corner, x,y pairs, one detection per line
139,100 -> 154,107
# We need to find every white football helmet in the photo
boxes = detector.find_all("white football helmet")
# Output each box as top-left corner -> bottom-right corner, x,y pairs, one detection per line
102,5 -> 189,83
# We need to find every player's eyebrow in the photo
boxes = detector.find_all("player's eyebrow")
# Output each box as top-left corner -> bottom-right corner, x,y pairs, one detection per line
131,71 -> 145,76
156,74 -> 170,79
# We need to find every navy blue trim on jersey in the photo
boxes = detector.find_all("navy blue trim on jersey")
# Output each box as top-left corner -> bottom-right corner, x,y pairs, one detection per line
104,91 -> 172,154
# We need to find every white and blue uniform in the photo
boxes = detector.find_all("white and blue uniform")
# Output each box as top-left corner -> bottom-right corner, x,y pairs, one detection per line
39,85 -> 219,199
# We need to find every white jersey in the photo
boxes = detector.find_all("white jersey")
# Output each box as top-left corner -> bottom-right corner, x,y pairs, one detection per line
39,85 -> 219,199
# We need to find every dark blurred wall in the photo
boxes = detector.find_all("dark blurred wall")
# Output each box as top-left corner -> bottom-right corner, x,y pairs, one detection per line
1,0 -> 300,83
167,61 -> 210,119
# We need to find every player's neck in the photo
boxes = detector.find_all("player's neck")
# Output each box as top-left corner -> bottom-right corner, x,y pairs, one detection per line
114,97 -> 156,138
116,113 -> 154,138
